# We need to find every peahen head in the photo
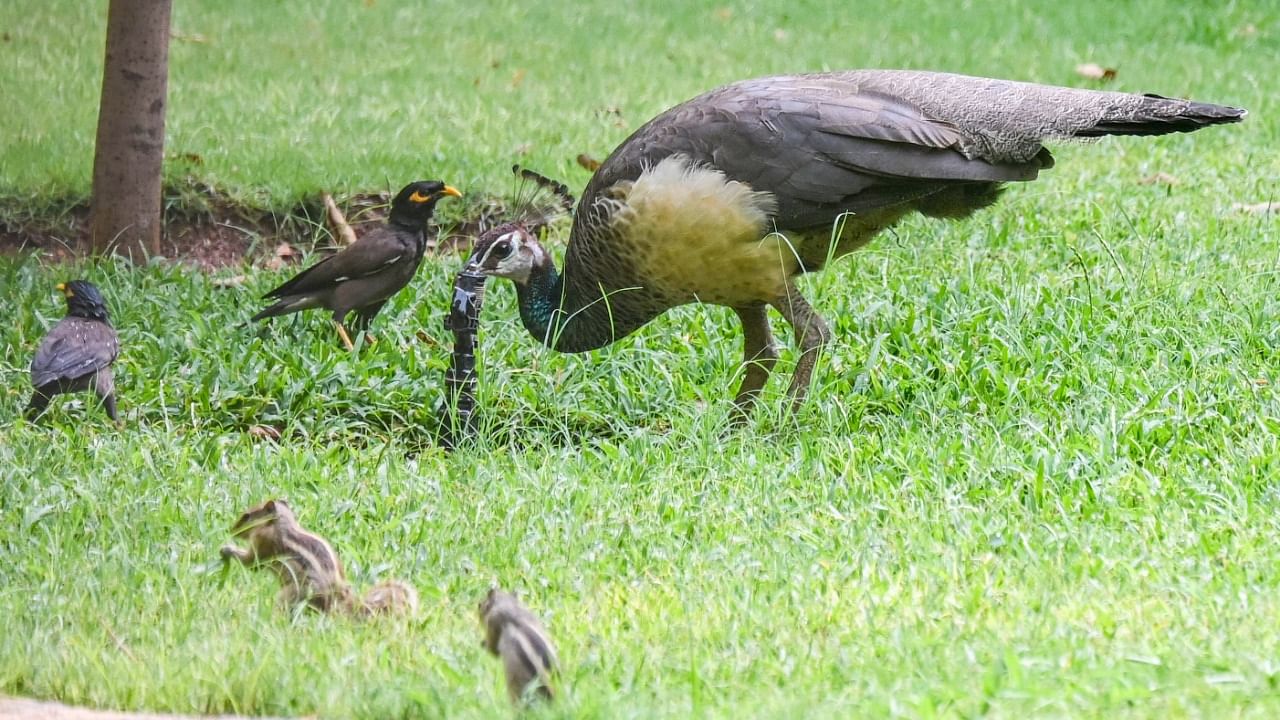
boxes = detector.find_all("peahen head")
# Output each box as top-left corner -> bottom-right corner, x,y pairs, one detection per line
464,223 -> 549,284
462,222 -> 577,349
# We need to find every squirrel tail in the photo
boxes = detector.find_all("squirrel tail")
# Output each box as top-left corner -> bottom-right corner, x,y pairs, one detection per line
360,579 -> 419,617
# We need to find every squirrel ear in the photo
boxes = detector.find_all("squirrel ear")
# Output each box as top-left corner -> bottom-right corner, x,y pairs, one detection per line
264,499 -> 277,512
478,587 -> 498,615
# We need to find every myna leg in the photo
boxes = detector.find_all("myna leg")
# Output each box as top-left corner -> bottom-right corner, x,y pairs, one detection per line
332,319 -> 355,351
730,304 -> 779,423
24,388 -> 52,422
352,300 -> 387,346
92,368 -> 120,425
770,284 -> 832,412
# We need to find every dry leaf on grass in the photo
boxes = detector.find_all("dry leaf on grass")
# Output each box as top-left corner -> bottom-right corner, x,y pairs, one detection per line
597,105 -> 627,128
415,329 -> 441,347
263,243 -> 297,271
247,425 -> 282,441
1075,63 -> 1117,82
210,274 -> 246,288
1233,201 -> 1279,214
577,153 -> 602,171
1139,172 -> 1181,186
170,152 -> 203,165
170,30 -> 208,43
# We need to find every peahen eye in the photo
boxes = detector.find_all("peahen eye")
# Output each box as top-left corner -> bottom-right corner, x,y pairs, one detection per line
492,241 -> 512,259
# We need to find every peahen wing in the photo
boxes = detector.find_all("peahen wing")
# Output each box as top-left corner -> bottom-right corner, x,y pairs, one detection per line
586,73 -> 1050,229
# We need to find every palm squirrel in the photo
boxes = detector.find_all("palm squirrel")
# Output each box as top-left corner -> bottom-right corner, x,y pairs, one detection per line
478,588 -> 559,705
220,498 -> 418,617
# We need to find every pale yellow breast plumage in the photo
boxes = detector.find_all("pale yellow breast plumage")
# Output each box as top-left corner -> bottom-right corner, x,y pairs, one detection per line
608,156 -> 799,306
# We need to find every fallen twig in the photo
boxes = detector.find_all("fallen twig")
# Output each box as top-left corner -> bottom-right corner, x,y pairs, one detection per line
322,192 -> 358,246
1233,201 -> 1278,215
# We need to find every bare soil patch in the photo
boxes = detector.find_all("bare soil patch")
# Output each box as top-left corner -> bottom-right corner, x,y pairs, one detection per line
0,696 -> 302,720
0,177 -> 570,270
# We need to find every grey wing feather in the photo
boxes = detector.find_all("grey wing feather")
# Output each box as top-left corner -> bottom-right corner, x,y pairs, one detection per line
31,319 -> 119,388
585,70 -> 1241,230
589,74 -> 1047,229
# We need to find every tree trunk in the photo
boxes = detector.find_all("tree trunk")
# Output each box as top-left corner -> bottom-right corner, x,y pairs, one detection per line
90,0 -> 172,260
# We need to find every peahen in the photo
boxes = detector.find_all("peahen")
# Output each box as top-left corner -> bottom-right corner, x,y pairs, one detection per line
463,70 -> 1245,418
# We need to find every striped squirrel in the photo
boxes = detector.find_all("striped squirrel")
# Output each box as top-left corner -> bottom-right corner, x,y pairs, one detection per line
220,498 -> 418,617
478,588 -> 559,705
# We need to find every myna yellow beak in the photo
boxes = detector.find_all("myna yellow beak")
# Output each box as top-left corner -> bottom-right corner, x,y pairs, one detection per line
440,185 -> 462,199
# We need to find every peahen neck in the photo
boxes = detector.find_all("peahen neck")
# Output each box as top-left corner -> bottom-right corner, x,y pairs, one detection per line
514,255 -> 644,353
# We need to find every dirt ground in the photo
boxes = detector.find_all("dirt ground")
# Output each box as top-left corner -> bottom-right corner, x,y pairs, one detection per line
0,181 -> 569,271
0,697 -> 304,720
0,204 -> 265,270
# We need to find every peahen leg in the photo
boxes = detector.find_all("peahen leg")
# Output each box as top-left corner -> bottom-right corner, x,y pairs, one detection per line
770,284 -> 832,411
730,304 -> 779,422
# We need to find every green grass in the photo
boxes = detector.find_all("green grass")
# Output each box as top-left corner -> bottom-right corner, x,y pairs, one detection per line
3,0 -> 1280,718
1,0 -> 1277,214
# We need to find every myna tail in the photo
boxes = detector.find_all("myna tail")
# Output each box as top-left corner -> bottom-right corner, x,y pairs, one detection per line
250,300 -> 294,322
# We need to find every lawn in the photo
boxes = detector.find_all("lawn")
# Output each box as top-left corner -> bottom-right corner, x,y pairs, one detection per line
3,0 -> 1280,718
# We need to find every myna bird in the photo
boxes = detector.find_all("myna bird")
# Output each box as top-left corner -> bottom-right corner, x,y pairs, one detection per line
26,280 -> 121,424
460,69 -> 1244,419
251,180 -> 461,349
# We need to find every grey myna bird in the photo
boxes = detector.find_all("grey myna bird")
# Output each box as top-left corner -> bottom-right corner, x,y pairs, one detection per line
252,180 -> 461,349
26,280 -> 121,424
461,69 -> 1245,418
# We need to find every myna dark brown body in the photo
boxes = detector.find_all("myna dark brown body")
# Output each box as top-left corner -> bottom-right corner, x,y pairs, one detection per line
26,280 -> 120,423
251,180 -> 460,349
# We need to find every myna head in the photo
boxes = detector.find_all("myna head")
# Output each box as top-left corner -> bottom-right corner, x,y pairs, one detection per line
57,280 -> 110,322
390,180 -> 461,225
464,223 -> 547,285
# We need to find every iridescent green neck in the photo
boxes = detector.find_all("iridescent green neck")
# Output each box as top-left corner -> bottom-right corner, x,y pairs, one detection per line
514,260 -> 563,347
514,257 -> 643,353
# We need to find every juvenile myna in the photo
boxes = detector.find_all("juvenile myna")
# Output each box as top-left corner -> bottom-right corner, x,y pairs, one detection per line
251,180 -> 461,349
26,280 -> 121,424
462,70 -> 1244,419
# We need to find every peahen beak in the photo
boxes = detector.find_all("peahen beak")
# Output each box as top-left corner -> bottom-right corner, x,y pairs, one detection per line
462,246 -> 485,274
